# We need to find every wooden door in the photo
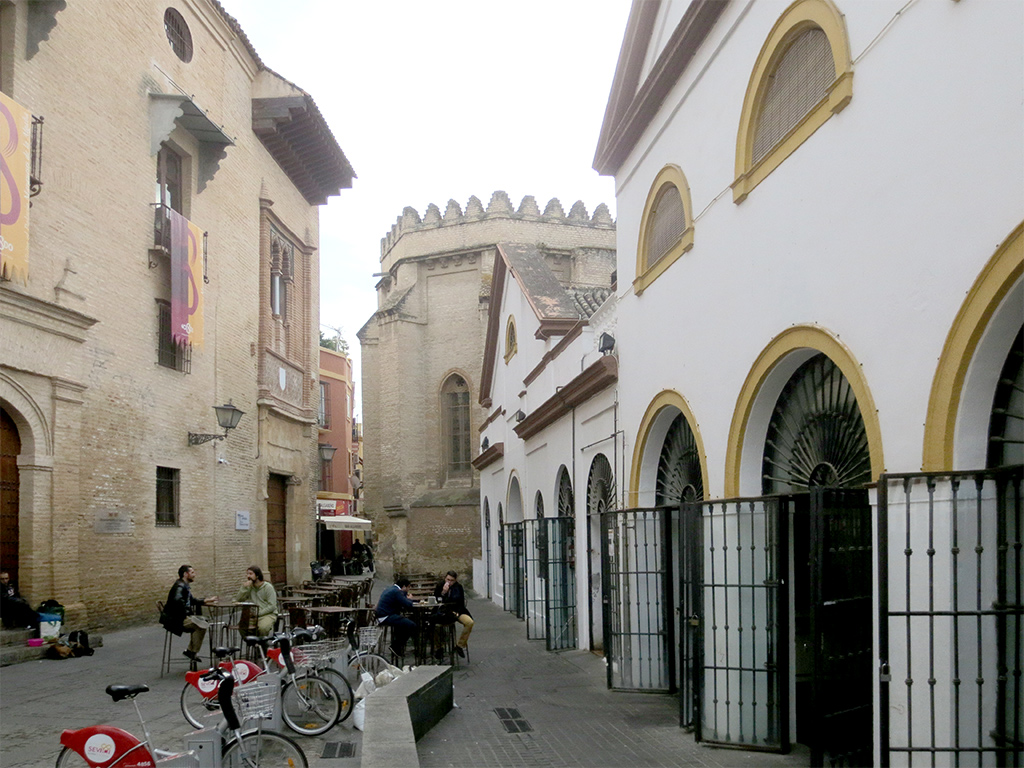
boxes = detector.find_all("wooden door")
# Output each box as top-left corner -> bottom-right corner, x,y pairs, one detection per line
0,408 -> 20,584
267,473 -> 287,586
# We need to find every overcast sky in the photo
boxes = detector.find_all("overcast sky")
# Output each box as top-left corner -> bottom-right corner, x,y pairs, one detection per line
218,1 -> 631,416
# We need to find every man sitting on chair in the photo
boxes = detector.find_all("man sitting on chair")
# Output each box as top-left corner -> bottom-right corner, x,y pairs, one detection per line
233,566 -> 278,636
161,564 -> 216,662
435,570 -> 473,658
375,576 -> 417,660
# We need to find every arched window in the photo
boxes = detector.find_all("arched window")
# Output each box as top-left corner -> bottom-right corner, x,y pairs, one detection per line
635,165 -> 694,295
734,0 -> 853,203
441,373 -> 471,481
535,490 -> 544,519
504,315 -> 517,362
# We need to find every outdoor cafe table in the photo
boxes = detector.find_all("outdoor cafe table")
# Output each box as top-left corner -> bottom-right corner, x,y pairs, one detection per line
402,601 -> 454,665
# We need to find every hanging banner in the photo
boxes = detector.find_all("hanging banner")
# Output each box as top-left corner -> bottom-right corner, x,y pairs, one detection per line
168,207 -> 204,347
0,91 -> 31,284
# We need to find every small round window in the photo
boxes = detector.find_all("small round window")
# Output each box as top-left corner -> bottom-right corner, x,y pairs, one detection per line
164,8 -> 193,63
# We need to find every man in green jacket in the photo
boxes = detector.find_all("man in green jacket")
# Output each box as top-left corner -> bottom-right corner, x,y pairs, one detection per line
234,565 -> 277,636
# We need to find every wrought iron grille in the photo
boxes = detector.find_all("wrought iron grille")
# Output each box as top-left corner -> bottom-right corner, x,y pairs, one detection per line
545,517 -> 577,651
878,466 -> 1022,767
503,522 -> 525,619
524,520 -> 546,639
601,506 -> 673,691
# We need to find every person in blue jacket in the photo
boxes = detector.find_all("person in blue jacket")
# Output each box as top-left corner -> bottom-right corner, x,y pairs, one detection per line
375,576 -> 417,660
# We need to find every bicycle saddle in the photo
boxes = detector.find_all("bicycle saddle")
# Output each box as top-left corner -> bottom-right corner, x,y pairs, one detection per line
244,635 -> 273,650
214,646 -> 240,658
105,684 -> 149,701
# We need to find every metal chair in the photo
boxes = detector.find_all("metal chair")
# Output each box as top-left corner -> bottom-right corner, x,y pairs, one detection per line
157,600 -> 197,677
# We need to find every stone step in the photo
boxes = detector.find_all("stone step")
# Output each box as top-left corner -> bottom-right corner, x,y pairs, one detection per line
0,629 -> 104,667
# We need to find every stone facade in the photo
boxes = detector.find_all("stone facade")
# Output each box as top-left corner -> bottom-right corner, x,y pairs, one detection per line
359,192 -> 615,585
0,0 -> 352,628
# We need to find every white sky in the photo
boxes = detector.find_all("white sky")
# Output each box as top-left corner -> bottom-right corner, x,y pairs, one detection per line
218,1 -> 631,417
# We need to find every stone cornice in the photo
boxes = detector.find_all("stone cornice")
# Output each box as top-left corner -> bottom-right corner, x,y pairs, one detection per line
0,287 -> 98,342
514,356 -> 618,441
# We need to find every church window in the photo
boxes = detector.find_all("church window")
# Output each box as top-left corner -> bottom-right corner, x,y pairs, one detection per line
442,374 -> 471,480
504,316 -> 518,362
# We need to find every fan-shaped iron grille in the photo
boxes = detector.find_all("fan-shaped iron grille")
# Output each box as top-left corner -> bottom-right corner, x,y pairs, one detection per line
987,323 -> 1024,468
557,469 -> 574,517
762,353 -> 870,494
655,414 -> 704,505
587,455 -> 616,516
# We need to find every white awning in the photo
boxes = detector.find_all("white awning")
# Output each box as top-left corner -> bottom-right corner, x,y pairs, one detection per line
321,515 -> 372,531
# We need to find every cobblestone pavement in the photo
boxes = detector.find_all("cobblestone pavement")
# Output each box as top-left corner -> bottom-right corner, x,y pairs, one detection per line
0,622 -> 361,767
418,593 -> 810,768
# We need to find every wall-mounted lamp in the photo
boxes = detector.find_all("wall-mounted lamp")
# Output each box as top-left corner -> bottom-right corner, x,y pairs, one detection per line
188,402 -> 245,446
514,410 -> 526,423
598,332 -> 616,355
318,443 -> 338,462
482,437 -> 490,450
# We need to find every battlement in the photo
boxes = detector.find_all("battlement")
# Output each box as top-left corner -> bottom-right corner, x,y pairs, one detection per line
381,191 -> 615,258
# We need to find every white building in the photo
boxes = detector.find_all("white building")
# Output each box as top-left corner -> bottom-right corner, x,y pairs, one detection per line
477,1 -> 1022,765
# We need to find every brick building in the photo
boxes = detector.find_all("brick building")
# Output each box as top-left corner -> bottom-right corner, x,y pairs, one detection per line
0,0 -> 353,628
358,191 -> 615,584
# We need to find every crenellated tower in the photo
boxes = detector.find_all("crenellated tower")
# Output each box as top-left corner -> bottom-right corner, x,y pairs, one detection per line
358,191 -> 615,581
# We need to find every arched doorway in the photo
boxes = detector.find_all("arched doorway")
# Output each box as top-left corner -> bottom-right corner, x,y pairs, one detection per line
587,454 -> 614,652
1,407 -> 21,585
503,478 -> 525,617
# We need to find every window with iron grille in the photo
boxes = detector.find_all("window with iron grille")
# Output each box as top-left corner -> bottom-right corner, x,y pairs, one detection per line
443,374 -> 471,479
157,300 -> 191,373
163,8 -> 193,63
156,466 -> 180,526
752,27 -> 833,165
319,382 -> 331,428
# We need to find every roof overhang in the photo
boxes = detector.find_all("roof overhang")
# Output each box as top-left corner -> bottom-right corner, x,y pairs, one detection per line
472,441 -> 505,470
252,95 -> 355,206
514,355 -> 618,440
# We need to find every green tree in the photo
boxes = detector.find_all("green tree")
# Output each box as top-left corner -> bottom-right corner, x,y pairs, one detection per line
319,329 -> 349,354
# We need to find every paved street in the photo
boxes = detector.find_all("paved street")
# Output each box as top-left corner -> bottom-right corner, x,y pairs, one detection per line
1,584 -> 810,768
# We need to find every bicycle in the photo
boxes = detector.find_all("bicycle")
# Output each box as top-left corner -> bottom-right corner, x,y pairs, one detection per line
55,667 -> 307,767
180,628 -> 353,735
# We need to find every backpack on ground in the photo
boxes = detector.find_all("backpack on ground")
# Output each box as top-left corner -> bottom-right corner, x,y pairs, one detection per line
67,629 -> 95,657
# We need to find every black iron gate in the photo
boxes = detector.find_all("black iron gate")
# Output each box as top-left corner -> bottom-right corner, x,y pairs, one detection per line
524,519 -> 546,638
683,489 -> 873,762
878,466 -> 1022,768
685,495 -> 790,752
503,522 -> 525,619
601,506 -> 673,691
545,517 -> 577,651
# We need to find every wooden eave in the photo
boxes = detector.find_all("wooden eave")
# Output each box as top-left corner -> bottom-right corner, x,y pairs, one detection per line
472,441 -> 505,470
514,356 -> 618,441
593,0 -> 728,176
478,251 -> 508,407
252,95 -> 355,206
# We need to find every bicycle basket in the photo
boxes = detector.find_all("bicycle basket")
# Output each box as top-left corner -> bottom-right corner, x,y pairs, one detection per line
289,639 -> 347,670
358,625 -> 382,652
232,679 -> 277,723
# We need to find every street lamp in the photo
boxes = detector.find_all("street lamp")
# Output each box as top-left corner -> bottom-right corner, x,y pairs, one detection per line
188,401 -> 245,446
318,443 -> 338,462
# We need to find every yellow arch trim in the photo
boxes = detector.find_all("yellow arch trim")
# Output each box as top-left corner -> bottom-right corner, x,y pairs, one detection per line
733,0 -> 853,203
724,325 -> 883,497
634,165 -> 695,296
628,389 -> 709,507
923,221 -> 1024,470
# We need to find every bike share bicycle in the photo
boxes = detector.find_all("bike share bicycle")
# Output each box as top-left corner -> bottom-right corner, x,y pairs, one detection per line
55,661 -> 307,767
180,627 -> 353,734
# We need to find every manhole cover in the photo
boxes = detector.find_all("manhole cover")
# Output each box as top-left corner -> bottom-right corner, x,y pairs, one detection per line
494,707 -> 533,733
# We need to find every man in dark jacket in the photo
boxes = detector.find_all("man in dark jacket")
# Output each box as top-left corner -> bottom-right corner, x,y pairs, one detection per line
161,564 -> 215,661
435,570 -> 473,657
375,576 -> 417,660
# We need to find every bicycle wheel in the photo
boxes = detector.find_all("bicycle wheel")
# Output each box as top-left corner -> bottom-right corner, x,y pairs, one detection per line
222,729 -> 308,767
280,674 -> 341,735
55,747 -> 89,767
346,651 -> 391,689
180,680 -> 222,729
310,667 -> 355,723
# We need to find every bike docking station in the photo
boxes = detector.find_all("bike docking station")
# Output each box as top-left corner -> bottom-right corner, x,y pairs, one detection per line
185,676 -> 283,767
